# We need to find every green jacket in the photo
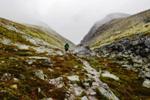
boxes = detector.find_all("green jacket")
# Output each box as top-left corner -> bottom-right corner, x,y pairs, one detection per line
64,43 -> 69,51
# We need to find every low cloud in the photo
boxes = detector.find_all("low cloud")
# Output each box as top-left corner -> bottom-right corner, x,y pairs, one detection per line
0,0 -> 149,44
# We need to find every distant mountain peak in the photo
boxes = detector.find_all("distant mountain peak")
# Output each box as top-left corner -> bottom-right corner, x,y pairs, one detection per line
94,13 -> 130,27
105,13 -> 130,18
94,13 -> 130,29
81,12 -> 130,45
81,9 -> 150,47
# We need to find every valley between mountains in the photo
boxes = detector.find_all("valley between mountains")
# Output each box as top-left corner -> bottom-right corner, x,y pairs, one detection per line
0,9 -> 150,100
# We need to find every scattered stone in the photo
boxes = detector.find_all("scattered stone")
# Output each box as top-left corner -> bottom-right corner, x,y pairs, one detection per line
1,38 -> 12,45
81,96 -> 88,100
101,71 -> 119,81
86,88 -> 96,96
1,73 -> 12,81
26,59 -> 36,65
49,77 -> 64,88
143,79 -> 150,88
10,84 -> 18,89
1,61 -> 5,64
38,87 -> 41,93
14,43 -> 30,50
145,38 -> 150,48
67,75 -> 80,82
55,50 -> 64,56
13,78 -> 19,83
145,72 -> 150,78
19,74 -> 25,80
48,68 -> 54,72
28,56 -> 50,60
73,45 -> 95,56
41,98 -> 53,100
28,56 -> 52,66
23,35 -> 50,47
74,85 -> 84,96
83,82 -> 90,87
42,59 -> 52,66
34,70 -> 46,80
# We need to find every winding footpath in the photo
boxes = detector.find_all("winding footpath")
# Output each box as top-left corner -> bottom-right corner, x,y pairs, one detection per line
80,58 -> 119,100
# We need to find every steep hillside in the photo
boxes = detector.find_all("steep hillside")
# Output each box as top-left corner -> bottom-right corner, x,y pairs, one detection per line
80,9 -> 150,99
0,18 -> 122,100
81,9 -> 150,48
81,13 -> 130,45
0,13 -> 150,99
0,18 -> 75,50
28,23 -> 75,49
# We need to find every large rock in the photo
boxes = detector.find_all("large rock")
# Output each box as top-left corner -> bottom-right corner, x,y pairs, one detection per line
143,79 -> 150,88
67,75 -> 80,82
49,77 -> 64,88
73,45 -> 95,56
101,71 -> 119,81
34,70 -> 46,80
27,56 -> 52,66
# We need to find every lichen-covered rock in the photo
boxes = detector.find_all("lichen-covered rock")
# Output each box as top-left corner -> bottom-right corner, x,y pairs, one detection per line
1,73 -> 12,81
13,78 -> 19,83
27,56 -> 52,67
10,84 -> 18,90
73,45 -> 95,56
34,70 -> 46,80
41,98 -> 53,100
81,96 -> 88,100
143,79 -> 150,88
67,75 -> 80,82
49,77 -> 64,88
101,71 -> 119,81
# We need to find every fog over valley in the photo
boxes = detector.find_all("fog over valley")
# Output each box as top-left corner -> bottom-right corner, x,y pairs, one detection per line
0,0 -> 149,44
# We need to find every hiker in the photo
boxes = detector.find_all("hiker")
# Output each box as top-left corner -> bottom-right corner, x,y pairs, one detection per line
64,43 -> 69,52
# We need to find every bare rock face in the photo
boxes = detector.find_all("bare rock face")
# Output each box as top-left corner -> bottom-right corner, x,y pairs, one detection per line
73,45 -> 95,56
95,34 -> 150,84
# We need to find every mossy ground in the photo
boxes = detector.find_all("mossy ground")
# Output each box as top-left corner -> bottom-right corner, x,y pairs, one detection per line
1,43 -> 150,99
0,43 -> 85,100
86,57 -> 150,100
92,19 -> 150,49
0,18 -> 74,49
0,17 -> 150,100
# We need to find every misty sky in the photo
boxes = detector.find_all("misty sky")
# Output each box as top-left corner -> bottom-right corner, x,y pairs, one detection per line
0,0 -> 149,44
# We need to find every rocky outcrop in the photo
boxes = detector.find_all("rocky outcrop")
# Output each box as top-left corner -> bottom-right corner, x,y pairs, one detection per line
73,45 -> 95,56
94,33 -> 150,87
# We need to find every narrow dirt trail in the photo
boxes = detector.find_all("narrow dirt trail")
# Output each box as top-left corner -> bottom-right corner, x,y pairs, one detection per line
80,58 -> 119,100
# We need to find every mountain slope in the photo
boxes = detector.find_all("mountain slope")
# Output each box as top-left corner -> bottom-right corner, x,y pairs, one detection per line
0,17 -> 121,100
81,13 -> 130,45
0,16 -> 150,99
81,9 -> 150,48
0,18 -> 75,51
80,9 -> 150,99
